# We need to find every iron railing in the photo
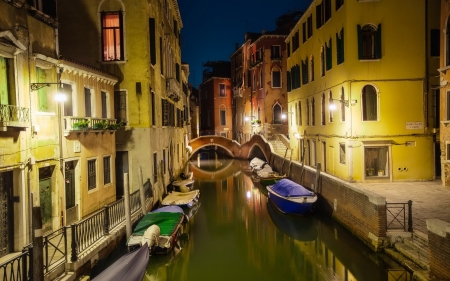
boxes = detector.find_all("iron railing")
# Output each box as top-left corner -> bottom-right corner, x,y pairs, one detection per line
0,104 -> 30,126
43,228 -> 67,275
386,200 -> 413,232
0,244 -> 32,281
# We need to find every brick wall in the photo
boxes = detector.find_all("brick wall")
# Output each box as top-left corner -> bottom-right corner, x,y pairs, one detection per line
270,154 -> 387,251
427,219 -> 450,281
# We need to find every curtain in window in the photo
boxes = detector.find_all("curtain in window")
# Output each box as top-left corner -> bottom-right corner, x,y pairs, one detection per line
102,13 -> 121,61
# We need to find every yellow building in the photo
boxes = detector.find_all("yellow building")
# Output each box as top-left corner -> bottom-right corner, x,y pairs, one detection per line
58,0 -> 189,199
440,0 -> 450,186
286,0 -> 439,182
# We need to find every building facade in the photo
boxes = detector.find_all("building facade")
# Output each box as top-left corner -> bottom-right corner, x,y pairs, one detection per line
199,61 -> 232,138
440,0 -> 450,186
58,0 -> 189,200
286,0 -> 440,182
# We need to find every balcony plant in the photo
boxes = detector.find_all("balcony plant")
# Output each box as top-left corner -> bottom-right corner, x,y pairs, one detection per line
107,121 -> 125,130
72,119 -> 90,130
251,119 -> 261,126
93,120 -> 108,130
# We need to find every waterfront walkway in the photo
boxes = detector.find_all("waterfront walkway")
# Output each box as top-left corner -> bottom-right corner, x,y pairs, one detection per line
352,180 -> 450,235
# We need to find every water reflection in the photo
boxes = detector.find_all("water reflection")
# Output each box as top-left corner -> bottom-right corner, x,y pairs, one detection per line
143,153 -> 410,281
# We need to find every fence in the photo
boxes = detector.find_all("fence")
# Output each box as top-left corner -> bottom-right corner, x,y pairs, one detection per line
386,200 -> 413,232
0,189 -> 144,280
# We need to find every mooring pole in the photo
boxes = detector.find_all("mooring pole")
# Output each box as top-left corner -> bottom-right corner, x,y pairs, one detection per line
124,173 -> 132,239
407,200 -> 413,232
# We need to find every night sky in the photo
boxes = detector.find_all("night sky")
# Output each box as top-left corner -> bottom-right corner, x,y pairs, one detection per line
178,0 -> 313,88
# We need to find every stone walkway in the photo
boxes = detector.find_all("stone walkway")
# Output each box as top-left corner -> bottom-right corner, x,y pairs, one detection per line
352,180 -> 450,235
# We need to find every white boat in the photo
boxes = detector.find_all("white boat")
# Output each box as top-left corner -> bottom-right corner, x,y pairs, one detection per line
161,190 -> 200,208
171,178 -> 195,192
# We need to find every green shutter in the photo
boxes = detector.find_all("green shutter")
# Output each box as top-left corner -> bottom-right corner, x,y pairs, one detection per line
287,71 -> 291,92
357,25 -> 363,60
375,24 -> 382,59
149,18 -> 156,65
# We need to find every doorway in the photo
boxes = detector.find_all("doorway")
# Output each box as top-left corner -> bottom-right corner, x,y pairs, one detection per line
0,171 -> 13,258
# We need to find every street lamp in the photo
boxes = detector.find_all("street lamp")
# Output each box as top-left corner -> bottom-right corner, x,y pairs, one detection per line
329,99 -> 357,111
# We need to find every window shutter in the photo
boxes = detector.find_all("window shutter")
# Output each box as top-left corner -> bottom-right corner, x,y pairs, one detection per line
375,24 -> 382,59
326,38 -> 332,70
287,71 -> 291,92
149,18 -> 156,65
316,4 -> 322,29
357,25 -> 363,60
340,28 -> 344,63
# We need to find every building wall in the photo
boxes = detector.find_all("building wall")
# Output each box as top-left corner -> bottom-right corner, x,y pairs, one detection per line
440,0 -> 450,186
58,0 -> 188,198
286,0 -> 439,182
427,219 -> 450,280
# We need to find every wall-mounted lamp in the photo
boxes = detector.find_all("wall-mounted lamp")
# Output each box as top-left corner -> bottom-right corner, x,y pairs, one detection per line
32,125 -> 40,134
329,99 -> 357,110
294,133 -> 302,140
30,82 -> 63,92
244,115 -> 255,122
281,112 -> 293,119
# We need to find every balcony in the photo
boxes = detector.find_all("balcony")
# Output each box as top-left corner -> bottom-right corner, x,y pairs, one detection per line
0,104 -> 30,131
63,117 -> 121,136
233,87 -> 243,98
166,78 -> 181,102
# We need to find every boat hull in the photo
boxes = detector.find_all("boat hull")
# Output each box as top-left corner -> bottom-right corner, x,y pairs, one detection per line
267,186 -> 316,215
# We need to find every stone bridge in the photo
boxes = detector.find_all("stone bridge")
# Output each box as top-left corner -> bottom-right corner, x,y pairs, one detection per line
188,135 -> 274,161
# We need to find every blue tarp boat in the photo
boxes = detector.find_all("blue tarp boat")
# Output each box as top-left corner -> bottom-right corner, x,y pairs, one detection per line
266,178 -> 317,215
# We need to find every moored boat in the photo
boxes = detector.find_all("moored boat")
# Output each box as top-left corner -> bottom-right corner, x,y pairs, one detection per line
91,242 -> 149,281
266,178 -> 317,215
161,190 -> 200,208
171,178 -> 195,192
126,211 -> 184,254
257,171 -> 286,186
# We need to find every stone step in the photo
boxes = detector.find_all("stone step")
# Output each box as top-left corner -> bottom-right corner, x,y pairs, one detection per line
394,239 -> 429,270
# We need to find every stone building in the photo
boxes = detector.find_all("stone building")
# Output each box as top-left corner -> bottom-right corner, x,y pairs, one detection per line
57,0 -> 189,199
286,0 -> 439,182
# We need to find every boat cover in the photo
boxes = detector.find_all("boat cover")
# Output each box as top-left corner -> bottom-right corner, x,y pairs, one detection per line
132,212 -> 184,236
91,242 -> 149,281
162,190 -> 200,206
271,179 -> 314,197
152,205 -> 184,214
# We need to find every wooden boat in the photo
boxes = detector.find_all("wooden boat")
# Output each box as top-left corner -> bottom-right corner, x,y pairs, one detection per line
91,242 -> 149,281
266,178 -> 317,215
249,157 -> 270,173
126,211 -> 184,254
161,190 -> 200,208
171,178 -> 195,192
257,170 -> 286,186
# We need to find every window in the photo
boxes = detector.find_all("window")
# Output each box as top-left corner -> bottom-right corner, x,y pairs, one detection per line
0,57 -> 15,105
272,68 -> 281,88
430,29 -> 439,57
329,92 -> 333,123
287,41 -> 291,57
302,23 -> 307,43
87,159 -> 97,190
259,69 -> 263,89
362,85 -> 378,121
357,24 -> 382,60
101,12 -> 124,61
321,93 -> 325,125
114,91 -> 127,124
302,60 -> 308,85
307,15 -> 313,38
320,47 -> 325,77
36,67 -> 55,112
310,56 -> 314,82
306,99 -> 310,126
101,91 -> 108,118
340,88 -> 346,121
220,109 -> 226,126
339,143 -> 346,164
103,156 -> 111,184
271,45 -> 281,60
364,146 -> 389,177
325,38 -> 332,70
153,152 -> 157,183
151,92 -> 156,126
298,102 -> 302,126
306,140 -> 311,165
336,0 -> 344,10
219,83 -> 226,97
149,18 -> 156,65
316,0 -> 331,29
84,88 -> 92,117
160,37 -> 163,73
311,98 -> 315,126
311,140 -> 316,166
446,17 -> 450,66
336,28 -> 345,64
273,103 -> 282,124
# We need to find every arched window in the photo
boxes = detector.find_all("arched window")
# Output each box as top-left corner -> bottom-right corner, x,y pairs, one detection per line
310,55 -> 314,82
306,99 -> 310,126
358,24 -> 381,60
362,85 -> 378,121
340,88 -> 345,121
321,93 -> 325,125
311,98 -> 315,126
273,103 -> 282,124
329,92 -> 333,123
320,47 -> 325,77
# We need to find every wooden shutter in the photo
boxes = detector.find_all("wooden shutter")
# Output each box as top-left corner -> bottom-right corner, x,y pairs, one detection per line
357,25 -> 363,60
375,24 -> 382,59
149,18 -> 156,65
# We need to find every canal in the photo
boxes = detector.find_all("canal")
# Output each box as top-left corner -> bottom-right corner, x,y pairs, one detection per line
93,152 -> 411,281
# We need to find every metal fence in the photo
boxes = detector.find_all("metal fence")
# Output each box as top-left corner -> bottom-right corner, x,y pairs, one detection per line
0,189 -> 145,280
386,200 -> 413,232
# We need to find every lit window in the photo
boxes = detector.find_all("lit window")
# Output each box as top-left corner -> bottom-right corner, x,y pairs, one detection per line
101,12 -> 124,61
219,83 -> 226,97
362,85 -> 378,121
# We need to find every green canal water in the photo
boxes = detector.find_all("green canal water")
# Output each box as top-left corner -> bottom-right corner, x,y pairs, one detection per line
93,153 -> 411,281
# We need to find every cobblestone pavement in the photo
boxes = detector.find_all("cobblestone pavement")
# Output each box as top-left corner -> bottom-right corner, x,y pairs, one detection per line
352,180 -> 450,235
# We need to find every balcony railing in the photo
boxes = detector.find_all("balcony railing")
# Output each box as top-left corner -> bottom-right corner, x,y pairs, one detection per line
166,78 -> 181,102
0,104 -> 30,129
63,117 -> 120,135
